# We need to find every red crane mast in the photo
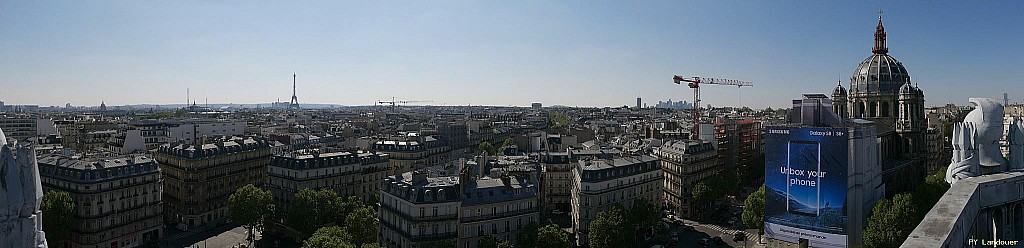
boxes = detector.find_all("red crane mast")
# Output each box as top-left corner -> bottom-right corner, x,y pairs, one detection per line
672,75 -> 753,140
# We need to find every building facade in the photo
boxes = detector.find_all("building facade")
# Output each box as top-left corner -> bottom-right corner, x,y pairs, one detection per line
379,171 -> 461,248
655,140 -> 717,218
37,154 -> 163,248
570,155 -> 662,246
714,118 -> 763,168
374,136 -> 451,175
458,161 -> 540,248
378,163 -> 541,248
154,136 -> 272,229
540,152 -> 573,214
267,149 -> 390,212
0,115 -> 38,142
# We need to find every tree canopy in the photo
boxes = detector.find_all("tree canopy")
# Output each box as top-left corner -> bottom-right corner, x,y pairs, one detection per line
303,226 -> 355,248
691,181 -> 713,205
41,190 -> 76,245
289,188 -> 345,237
864,193 -> 918,248
588,207 -> 629,248
229,184 -> 275,244
742,185 -> 766,232
479,235 -> 514,248
625,200 -> 663,240
536,224 -> 572,248
515,221 -> 541,248
345,206 -> 379,246
479,141 -> 497,155
501,137 -> 516,149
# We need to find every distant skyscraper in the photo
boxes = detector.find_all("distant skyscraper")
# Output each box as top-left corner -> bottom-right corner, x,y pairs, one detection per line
289,73 -> 300,109
637,97 -> 642,109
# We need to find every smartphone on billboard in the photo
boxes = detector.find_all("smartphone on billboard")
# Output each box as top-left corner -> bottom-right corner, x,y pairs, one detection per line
787,140 -> 821,217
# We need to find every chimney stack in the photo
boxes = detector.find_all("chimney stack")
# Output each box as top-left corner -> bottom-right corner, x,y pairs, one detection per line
477,151 -> 488,178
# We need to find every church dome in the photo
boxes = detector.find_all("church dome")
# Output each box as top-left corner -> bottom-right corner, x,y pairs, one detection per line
851,53 -> 909,95
832,82 -> 848,97
899,80 -> 915,95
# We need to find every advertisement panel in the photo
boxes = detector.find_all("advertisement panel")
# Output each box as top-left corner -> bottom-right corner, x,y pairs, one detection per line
764,126 -> 849,248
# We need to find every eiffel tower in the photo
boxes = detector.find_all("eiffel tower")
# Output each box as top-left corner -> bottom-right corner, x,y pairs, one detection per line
289,73 -> 300,109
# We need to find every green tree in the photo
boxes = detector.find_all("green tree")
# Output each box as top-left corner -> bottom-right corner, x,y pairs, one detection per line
742,185 -> 766,232
289,188 -> 346,237
515,221 -> 541,248
479,141 -> 496,155
536,224 -> 571,248
229,184 -> 275,245
625,200 -> 662,241
864,193 -> 918,248
588,207 -> 628,248
764,107 -> 774,113
479,235 -> 514,248
337,196 -> 363,224
691,181 -> 713,205
303,226 -> 356,248
41,190 -> 76,246
346,206 -> 379,245
501,137 -> 516,149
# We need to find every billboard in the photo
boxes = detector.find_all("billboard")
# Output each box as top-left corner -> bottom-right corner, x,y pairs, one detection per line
764,126 -> 849,248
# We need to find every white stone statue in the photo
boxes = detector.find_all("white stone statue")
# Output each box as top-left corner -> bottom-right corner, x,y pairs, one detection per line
0,127 -> 49,248
947,98 -> 1024,185
1009,117 -> 1024,171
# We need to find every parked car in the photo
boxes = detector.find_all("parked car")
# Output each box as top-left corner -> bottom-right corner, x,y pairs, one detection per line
682,225 -> 696,232
698,238 -> 710,246
712,236 -> 725,244
733,232 -> 747,241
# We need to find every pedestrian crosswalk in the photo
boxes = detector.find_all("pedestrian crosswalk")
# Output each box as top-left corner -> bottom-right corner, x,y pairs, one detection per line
701,223 -> 740,236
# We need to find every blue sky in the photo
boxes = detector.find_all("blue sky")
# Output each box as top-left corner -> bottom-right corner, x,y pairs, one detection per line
1,1 -> 1021,108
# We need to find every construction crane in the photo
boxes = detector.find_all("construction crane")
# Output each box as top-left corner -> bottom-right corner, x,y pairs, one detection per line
378,97 -> 433,112
672,75 -> 753,140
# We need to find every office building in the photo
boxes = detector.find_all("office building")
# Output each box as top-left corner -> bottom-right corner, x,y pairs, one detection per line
0,115 -> 38,142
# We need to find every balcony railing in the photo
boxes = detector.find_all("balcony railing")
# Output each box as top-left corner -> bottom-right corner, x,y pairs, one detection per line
460,207 -> 539,222
379,219 -> 458,242
380,203 -> 458,222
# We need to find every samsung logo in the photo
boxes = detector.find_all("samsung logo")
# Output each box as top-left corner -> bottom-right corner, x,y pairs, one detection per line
768,129 -> 790,134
